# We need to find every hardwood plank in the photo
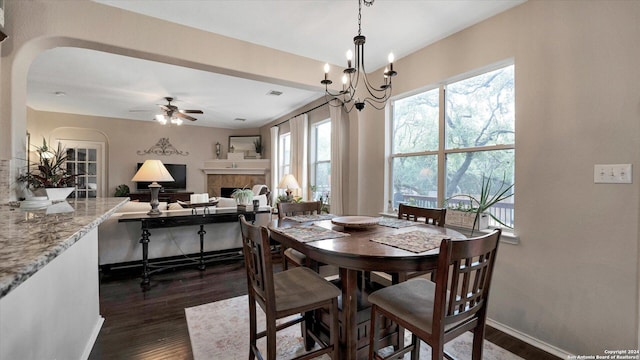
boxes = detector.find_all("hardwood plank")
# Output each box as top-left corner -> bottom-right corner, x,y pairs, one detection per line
89,260 -> 560,360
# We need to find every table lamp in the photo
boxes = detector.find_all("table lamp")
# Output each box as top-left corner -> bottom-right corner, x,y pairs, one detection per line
131,159 -> 175,215
278,174 -> 300,197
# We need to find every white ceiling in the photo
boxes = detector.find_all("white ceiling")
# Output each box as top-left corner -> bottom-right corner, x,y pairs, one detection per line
26,0 -> 525,129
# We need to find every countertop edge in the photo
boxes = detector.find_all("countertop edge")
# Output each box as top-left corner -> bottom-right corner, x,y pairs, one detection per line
0,198 -> 129,299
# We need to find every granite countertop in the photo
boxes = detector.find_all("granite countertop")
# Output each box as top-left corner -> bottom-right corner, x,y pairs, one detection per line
0,197 -> 128,299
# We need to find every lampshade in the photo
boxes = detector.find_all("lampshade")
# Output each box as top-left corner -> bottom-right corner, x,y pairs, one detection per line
278,174 -> 300,190
131,160 -> 175,182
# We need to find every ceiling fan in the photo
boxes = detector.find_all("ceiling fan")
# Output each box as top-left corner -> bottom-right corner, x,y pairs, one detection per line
156,97 -> 203,124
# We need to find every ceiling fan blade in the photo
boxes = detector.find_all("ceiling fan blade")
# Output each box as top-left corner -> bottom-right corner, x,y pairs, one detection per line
180,109 -> 203,114
159,105 -> 171,112
174,112 -> 197,121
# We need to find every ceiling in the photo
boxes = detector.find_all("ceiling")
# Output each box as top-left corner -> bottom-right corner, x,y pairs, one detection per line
26,0 -> 525,129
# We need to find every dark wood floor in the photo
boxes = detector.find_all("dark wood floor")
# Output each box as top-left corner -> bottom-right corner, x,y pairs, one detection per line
89,260 -> 560,360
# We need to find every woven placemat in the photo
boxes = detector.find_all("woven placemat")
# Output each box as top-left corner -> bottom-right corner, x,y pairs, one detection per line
378,217 -> 417,228
271,224 -> 350,243
370,230 -> 450,253
285,214 -> 336,222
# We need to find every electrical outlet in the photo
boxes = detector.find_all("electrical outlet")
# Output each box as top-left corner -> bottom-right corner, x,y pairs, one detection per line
594,164 -> 632,184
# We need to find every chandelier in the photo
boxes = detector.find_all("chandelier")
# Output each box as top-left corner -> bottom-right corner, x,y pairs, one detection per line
321,0 -> 397,112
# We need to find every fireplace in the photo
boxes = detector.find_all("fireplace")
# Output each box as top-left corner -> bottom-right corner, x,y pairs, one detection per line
201,159 -> 270,198
220,187 -> 239,198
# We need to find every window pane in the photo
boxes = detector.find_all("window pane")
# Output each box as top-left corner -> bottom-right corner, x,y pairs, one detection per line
445,149 -> 514,227
77,148 -> 87,161
315,162 -> 331,193
392,88 -> 439,154
445,65 -> 515,149
391,155 -> 438,209
316,122 -> 331,161
88,149 -> 97,161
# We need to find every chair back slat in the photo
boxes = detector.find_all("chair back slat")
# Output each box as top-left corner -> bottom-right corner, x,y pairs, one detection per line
239,215 -> 275,306
398,204 -> 446,227
434,229 -> 501,329
277,201 -> 322,219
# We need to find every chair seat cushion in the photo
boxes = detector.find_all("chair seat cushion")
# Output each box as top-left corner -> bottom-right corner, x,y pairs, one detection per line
274,267 -> 340,313
368,278 -> 438,334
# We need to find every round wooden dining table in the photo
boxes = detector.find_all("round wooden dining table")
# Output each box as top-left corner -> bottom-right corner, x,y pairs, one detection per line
268,216 -> 466,360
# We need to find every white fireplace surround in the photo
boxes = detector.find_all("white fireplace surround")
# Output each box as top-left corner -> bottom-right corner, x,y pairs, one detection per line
201,159 -> 270,175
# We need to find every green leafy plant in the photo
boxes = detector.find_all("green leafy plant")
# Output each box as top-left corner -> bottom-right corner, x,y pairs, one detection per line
446,172 -> 514,235
232,187 -> 254,204
17,138 -> 77,189
114,184 -> 130,197
277,194 -> 301,204
253,138 -> 263,154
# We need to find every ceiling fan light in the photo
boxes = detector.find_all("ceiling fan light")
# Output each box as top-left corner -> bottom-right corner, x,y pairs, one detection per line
171,117 -> 183,126
155,114 -> 167,124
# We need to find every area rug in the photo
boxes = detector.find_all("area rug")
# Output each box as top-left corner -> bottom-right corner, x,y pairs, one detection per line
186,295 -> 523,360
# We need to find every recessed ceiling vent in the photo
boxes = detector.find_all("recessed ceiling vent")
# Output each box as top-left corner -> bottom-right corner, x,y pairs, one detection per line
266,90 -> 283,96
234,118 -> 247,122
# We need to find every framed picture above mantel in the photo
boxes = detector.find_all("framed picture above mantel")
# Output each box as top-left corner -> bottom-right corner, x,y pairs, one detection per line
229,135 -> 262,159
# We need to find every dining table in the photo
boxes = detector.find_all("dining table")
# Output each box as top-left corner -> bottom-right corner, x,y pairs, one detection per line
268,215 -> 466,360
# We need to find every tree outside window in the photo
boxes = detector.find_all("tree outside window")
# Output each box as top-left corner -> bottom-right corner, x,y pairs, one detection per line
390,64 -> 515,228
311,120 -> 331,211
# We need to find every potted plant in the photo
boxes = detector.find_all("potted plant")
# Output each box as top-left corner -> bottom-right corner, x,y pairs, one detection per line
253,138 -> 263,158
445,173 -> 514,235
17,138 -> 77,201
232,187 -> 254,205
114,184 -> 130,197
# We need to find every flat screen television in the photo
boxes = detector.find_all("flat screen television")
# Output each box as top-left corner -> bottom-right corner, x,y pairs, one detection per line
135,163 -> 187,191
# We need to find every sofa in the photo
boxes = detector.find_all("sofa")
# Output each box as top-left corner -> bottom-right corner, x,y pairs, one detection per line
98,195 -> 270,266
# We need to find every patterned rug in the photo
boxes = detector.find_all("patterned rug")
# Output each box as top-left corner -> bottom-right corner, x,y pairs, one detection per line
185,295 -> 524,360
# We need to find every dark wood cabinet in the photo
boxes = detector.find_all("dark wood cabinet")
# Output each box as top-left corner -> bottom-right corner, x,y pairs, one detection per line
129,191 -> 193,203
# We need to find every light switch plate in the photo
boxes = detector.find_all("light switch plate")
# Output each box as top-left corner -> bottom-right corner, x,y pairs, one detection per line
594,164 -> 632,184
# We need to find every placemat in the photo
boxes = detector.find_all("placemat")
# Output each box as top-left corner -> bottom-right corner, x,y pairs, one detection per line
285,213 -> 336,222
370,230 -> 450,253
271,224 -> 350,243
378,217 -> 417,228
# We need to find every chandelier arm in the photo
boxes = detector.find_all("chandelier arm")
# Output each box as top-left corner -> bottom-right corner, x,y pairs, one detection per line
363,97 -> 389,110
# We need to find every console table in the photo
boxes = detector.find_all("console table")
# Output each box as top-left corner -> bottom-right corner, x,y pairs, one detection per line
118,207 -> 270,290
129,191 -> 193,203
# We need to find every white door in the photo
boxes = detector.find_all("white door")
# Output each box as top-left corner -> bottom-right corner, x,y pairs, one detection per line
59,140 -> 106,199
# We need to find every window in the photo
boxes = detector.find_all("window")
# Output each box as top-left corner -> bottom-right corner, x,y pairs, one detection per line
62,140 -> 105,199
389,64 -> 515,228
311,120 -> 331,203
278,132 -> 291,181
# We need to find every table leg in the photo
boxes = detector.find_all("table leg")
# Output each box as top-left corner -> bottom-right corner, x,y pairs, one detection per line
139,226 -> 151,290
340,267 -> 358,360
198,225 -> 206,270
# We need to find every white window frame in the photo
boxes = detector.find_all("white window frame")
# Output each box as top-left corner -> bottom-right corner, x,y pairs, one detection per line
310,119 -> 331,200
58,139 -> 106,198
278,132 -> 291,184
387,62 -> 515,229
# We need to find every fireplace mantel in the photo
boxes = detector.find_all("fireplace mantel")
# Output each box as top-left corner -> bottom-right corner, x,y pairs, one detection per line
201,159 -> 270,175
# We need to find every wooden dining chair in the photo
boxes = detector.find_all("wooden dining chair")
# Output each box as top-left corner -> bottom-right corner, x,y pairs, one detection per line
394,204 -> 447,282
277,201 -> 323,269
367,229 -> 502,360
397,203 -> 447,226
239,215 -> 340,360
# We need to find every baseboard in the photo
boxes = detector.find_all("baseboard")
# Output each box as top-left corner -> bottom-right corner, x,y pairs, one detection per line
81,316 -> 104,360
487,318 -> 572,358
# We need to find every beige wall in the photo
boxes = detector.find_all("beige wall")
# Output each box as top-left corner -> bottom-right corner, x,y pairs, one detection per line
2,0 -> 640,355
353,0 -> 640,354
27,108 -> 261,196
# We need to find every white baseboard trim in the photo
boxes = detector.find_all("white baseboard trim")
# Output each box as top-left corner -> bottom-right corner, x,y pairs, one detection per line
487,318 -> 572,359
82,316 -> 105,360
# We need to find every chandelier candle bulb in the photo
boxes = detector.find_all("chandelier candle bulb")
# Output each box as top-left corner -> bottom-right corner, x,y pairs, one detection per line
347,49 -> 353,68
